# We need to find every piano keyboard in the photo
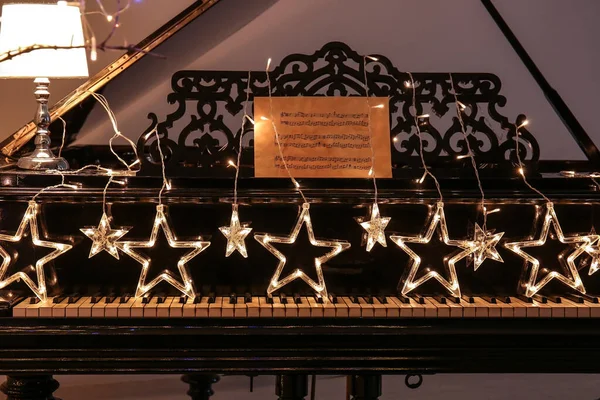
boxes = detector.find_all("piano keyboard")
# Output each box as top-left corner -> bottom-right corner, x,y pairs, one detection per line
8,293 -> 600,318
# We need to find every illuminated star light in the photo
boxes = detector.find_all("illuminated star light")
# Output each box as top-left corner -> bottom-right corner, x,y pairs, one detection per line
471,223 -> 504,271
390,202 -> 478,298
116,204 -> 210,299
219,204 -> 252,258
356,202 -> 390,252
0,201 -> 72,302
254,202 -> 351,301
505,202 -> 593,298
80,212 -> 130,259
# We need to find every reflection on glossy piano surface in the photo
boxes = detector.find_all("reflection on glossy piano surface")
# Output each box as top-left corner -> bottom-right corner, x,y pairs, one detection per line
1,1 -> 600,399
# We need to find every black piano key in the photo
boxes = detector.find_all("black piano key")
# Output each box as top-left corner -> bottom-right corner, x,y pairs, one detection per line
142,295 -> 152,304
53,296 -> 66,304
105,296 -> 117,304
120,296 -> 131,304
351,296 -> 359,304
229,294 -> 237,305
546,296 -> 562,304
329,294 -> 338,304
91,293 -> 103,304
531,294 -> 548,304
244,293 -> 252,303
409,295 -> 426,305
179,296 -> 187,304
433,295 -> 447,304
266,297 -> 274,304
29,297 -> 40,305
461,295 -> 475,304
293,294 -> 302,304
156,296 -> 166,304
564,293 -> 585,304
517,295 -> 534,304
68,294 -> 82,304
397,296 -> 410,304
208,293 -> 216,304
365,295 -> 374,304
482,296 -> 497,304
280,294 -> 288,304
376,296 -> 387,304
316,296 -> 324,304
193,296 -> 202,304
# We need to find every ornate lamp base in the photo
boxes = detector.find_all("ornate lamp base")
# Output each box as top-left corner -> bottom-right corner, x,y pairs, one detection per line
17,78 -> 69,171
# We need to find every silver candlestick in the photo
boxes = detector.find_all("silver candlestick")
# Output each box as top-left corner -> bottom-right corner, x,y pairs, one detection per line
17,78 -> 69,170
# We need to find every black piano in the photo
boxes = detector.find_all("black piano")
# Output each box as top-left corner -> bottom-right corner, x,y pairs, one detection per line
1,1 -> 600,399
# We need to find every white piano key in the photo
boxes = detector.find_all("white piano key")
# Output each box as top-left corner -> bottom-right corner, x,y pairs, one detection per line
195,297 -> 211,317
332,297 -> 348,317
271,297 -> 285,317
425,298 -> 449,318
39,297 -> 57,318
387,297 -> 413,317
169,297 -> 184,317
371,297 -> 387,317
234,297 -> 248,318
13,298 -> 34,317
117,297 -> 136,317
459,298 -> 477,318
558,297 -> 580,318
91,299 -> 107,318
220,297 -> 235,318
77,297 -> 95,318
65,297 -> 87,318
381,297 -> 400,318
297,297 -> 311,317
51,298 -> 70,318
258,297 -> 273,317
282,297 -> 298,317
471,297 -> 490,318
341,297 -> 361,317
208,297 -> 223,318
357,297 -> 375,318
306,297 -> 323,317
156,297 -> 175,318
182,298 -> 196,317
444,298 -> 464,318
246,297 -> 260,317
130,297 -> 146,318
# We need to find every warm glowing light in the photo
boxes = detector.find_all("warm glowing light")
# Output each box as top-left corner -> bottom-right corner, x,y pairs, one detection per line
227,160 -> 236,168
106,14 -> 113,22
260,116 -> 269,121
518,167 -> 525,176
518,120 -> 529,129
457,101 -> 467,110
244,115 -> 255,125
372,104 -> 384,109
365,55 -> 378,61
266,58 -> 272,70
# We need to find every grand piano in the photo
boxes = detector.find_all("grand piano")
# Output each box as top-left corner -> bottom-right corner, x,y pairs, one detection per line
1,1 -> 600,399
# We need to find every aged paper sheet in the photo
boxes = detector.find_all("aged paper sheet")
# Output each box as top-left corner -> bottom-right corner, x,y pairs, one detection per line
254,97 -> 392,178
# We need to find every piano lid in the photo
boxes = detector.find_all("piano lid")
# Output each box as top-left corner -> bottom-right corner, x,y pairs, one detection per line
0,0 -> 221,158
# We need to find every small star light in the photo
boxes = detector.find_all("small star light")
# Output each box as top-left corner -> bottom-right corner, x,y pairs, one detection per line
116,205 -> 210,299
390,202 -> 478,298
356,202 -> 390,252
505,202 -> 592,298
0,201 -> 72,301
220,204 -> 252,258
80,212 -> 130,259
255,203 -> 351,300
471,223 -> 504,271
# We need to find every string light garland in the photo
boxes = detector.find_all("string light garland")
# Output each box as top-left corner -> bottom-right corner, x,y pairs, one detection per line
254,58 -> 350,299
449,73 -> 505,270
505,203 -> 592,297
504,123 -> 596,297
0,201 -> 72,302
255,203 -> 350,300
117,128 -> 211,299
219,71 -> 253,258
389,73 -> 479,297
354,55 -> 391,252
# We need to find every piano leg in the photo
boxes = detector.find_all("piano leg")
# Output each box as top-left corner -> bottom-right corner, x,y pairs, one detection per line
349,375 -> 382,400
276,375 -> 309,400
0,375 -> 61,400
181,374 -> 220,400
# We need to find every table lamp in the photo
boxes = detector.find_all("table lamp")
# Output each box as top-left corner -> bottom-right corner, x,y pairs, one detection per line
0,2 -> 89,170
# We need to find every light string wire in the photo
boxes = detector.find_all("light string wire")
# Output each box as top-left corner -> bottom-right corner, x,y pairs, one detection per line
232,71 -> 252,205
407,72 -> 443,202
449,73 -> 487,230
154,128 -> 169,206
514,121 -> 551,203
362,56 -> 378,203
265,59 -> 308,204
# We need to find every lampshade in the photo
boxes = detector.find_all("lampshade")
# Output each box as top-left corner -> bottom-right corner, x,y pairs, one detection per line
0,2 -> 89,78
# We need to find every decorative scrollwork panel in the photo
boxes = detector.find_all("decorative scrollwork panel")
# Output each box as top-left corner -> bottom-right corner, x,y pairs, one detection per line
137,41 -> 539,176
